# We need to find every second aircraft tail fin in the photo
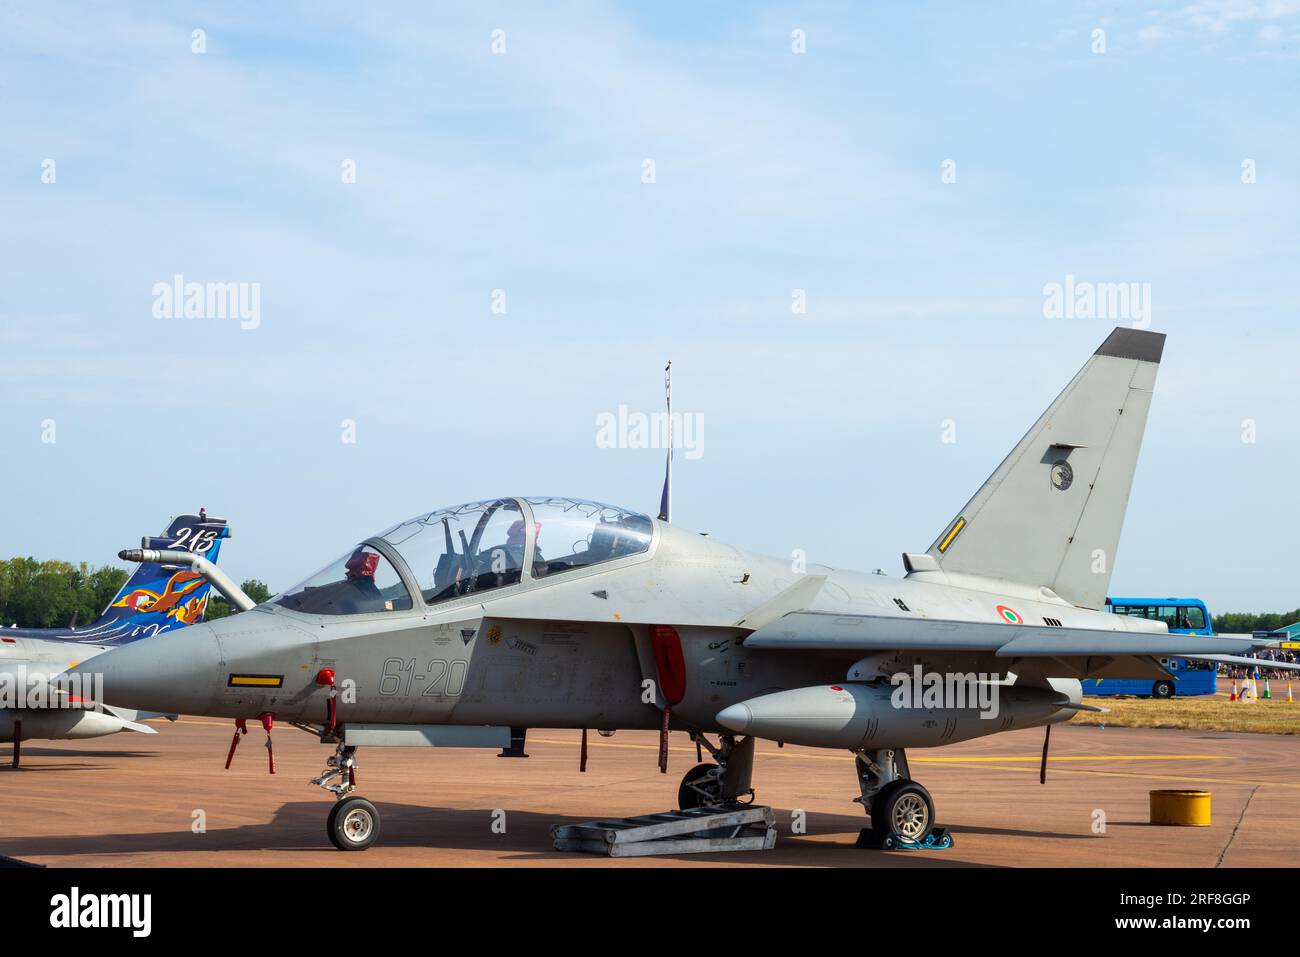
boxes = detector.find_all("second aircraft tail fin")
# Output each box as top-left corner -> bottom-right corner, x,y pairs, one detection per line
78,512 -> 231,642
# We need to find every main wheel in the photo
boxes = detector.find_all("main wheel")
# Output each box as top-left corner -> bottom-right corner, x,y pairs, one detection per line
1152,680 -> 1175,699
872,781 -> 935,844
327,796 -> 381,851
677,762 -> 722,809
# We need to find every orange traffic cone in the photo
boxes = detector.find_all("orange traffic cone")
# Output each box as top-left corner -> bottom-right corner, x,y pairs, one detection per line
1230,679 -> 1238,702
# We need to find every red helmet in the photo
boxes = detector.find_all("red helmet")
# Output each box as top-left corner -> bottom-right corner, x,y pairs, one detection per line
345,551 -> 379,579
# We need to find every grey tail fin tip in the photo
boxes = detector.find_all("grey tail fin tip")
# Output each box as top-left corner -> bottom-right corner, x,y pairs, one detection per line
1095,327 -> 1165,363
921,327 -> 1165,610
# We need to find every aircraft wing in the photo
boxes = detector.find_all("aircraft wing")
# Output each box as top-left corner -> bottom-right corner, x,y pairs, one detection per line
743,611 -> 1263,659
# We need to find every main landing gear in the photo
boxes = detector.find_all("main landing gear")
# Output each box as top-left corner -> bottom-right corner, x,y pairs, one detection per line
678,734 -> 755,809
854,747 -> 936,848
312,741 -> 381,851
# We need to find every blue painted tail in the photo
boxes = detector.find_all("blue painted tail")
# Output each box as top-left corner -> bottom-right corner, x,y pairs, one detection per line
71,511 -> 231,644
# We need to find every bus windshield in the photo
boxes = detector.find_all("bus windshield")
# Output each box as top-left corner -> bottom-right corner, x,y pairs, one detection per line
1108,598 -> 1209,634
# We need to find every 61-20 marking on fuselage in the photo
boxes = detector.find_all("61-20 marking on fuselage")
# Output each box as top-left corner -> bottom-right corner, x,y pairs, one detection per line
378,657 -> 467,697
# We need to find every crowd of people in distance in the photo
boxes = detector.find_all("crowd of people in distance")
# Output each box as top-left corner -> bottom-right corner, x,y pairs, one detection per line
1219,647 -> 1300,681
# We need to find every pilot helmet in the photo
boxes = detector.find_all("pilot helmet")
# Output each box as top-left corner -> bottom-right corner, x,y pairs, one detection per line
507,520 -> 539,546
345,550 -> 379,580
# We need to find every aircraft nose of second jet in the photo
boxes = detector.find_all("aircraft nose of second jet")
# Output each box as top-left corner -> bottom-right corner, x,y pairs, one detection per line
82,624 -> 222,715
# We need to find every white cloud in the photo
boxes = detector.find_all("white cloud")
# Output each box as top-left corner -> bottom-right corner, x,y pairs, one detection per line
1172,0 -> 1300,33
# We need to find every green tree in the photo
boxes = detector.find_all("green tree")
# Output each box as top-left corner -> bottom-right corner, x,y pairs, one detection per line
205,579 -> 273,620
0,558 -> 128,629
87,565 -> 129,621
1212,610 -> 1300,635
1,558 -> 269,627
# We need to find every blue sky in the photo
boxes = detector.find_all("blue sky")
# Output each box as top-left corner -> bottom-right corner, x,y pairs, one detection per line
1,1 -> 1297,611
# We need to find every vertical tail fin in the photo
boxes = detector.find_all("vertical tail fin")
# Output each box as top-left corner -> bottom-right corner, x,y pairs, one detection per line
80,512 -> 231,642
923,328 -> 1165,609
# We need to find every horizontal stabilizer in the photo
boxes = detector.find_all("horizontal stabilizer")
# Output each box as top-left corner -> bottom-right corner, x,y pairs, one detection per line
104,705 -> 175,724
119,719 -> 159,734
1184,654 -> 1300,672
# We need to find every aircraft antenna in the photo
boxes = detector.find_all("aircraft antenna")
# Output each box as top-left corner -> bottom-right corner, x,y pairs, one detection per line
657,360 -> 672,523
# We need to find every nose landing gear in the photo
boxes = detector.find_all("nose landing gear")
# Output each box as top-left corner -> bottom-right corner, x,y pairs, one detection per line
327,796 -> 381,851
678,733 -> 755,809
312,741 -> 379,851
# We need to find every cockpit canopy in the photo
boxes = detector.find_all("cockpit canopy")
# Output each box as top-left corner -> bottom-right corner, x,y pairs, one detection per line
273,497 -> 654,616
273,544 -> 413,616
523,497 -> 654,578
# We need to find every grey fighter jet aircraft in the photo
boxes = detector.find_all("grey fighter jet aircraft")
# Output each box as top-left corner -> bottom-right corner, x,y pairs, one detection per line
81,328 -> 1291,850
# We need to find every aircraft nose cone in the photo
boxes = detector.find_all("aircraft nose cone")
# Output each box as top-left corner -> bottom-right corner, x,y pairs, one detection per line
79,626 -> 220,715
715,703 -> 753,733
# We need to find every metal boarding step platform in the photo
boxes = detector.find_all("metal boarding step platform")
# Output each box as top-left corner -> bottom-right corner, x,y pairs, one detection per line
551,803 -> 776,857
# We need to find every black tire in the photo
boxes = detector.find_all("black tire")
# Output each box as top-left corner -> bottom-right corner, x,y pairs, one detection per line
1152,681 -> 1175,699
327,796 -> 381,851
872,780 -> 935,844
677,762 -> 721,809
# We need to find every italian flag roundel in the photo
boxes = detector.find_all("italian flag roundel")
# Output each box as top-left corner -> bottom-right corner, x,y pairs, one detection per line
996,604 -> 1023,624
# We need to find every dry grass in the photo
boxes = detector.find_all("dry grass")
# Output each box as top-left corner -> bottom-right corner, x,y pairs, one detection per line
1071,691 -> 1300,735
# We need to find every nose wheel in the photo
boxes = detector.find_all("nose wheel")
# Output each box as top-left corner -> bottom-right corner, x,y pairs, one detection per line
677,733 -> 755,809
678,762 -> 723,809
312,742 -> 382,851
327,796 -> 381,851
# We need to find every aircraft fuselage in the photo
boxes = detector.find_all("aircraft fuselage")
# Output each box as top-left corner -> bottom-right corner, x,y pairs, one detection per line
87,519 -> 1162,749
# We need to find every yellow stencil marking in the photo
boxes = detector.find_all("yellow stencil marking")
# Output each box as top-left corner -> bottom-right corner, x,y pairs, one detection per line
938,517 -> 966,553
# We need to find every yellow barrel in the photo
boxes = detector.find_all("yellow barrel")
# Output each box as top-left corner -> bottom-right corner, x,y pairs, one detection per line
1150,790 -> 1211,826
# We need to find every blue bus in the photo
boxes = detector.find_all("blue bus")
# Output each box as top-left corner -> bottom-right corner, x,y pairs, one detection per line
1080,597 -> 1218,699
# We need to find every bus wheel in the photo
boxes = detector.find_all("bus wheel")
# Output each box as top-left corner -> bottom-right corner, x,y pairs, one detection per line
1152,681 -> 1175,699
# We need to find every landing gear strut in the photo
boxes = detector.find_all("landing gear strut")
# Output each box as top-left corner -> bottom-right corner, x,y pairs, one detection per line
853,747 -> 935,848
678,734 -> 755,809
5,718 -> 20,769
312,741 -> 380,851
